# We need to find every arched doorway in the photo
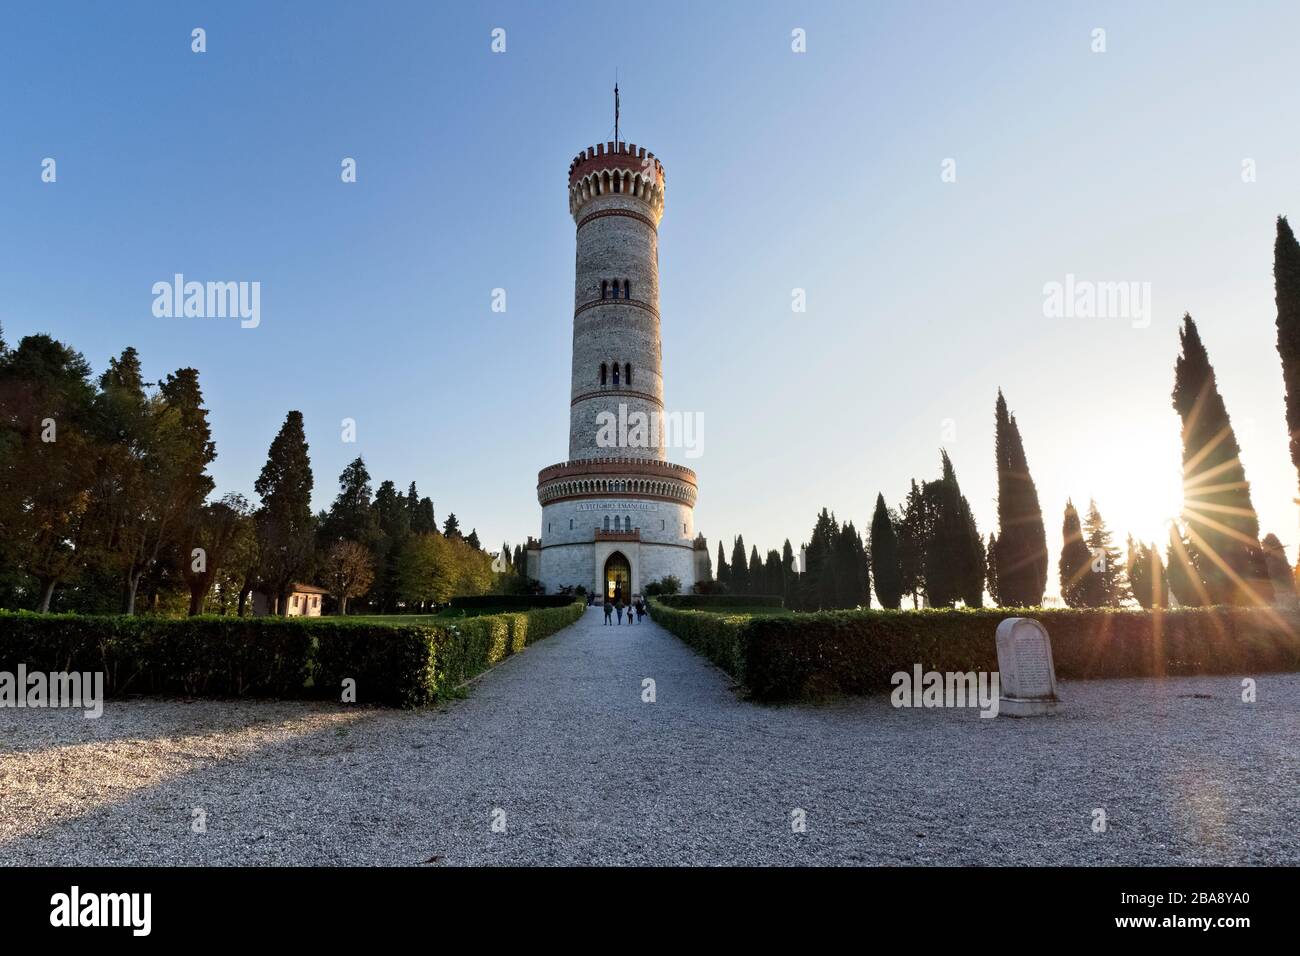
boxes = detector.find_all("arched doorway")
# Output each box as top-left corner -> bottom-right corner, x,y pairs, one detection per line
604,552 -> 631,603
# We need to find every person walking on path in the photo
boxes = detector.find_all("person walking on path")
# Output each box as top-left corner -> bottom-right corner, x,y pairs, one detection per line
634,598 -> 645,623
616,601 -> 625,624
603,601 -> 613,625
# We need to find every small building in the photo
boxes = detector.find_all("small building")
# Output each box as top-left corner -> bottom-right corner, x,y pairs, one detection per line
251,583 -> 328,617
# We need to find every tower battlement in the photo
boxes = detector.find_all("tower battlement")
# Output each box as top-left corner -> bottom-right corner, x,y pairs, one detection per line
568,142 -> 665,222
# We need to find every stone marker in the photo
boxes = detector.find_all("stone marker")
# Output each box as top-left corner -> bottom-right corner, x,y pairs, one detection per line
994,617 -> 1059,717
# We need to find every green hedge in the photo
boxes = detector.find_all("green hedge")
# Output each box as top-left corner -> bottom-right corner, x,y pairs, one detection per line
449,594 -> 573,610
656,594 -> 785,610
0,601 -> 585,708
648,602 -> 1300,701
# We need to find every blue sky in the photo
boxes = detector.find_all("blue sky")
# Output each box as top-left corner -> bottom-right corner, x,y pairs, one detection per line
3,1 -> 1299,596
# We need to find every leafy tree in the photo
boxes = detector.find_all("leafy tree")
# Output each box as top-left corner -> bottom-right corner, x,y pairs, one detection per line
644,575 -> 681,596
0,335 -> 97,610
869,493 -> 903,609
324,539 -> 375,615
180,493 -> 252,615
1058,499 -> 1091,608
992,390 -> 1047,606
1127,535 -> 1169,609
254,410 -> 316,615
1081,499 -> 1127,607
1273,216 -> 1300,513
1172,315 -> 1271,605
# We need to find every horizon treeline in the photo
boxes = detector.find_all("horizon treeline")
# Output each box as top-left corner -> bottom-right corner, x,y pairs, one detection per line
711,217 -> 1300,612
0,332 -> 511,615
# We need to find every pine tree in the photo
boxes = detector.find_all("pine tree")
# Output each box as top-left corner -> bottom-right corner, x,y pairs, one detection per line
1172,315 -> 1270,605
730,535 -> 749,595
1273,216 -> 1300,508
320,457 -> 375,546
442,512 -> 461,539
465,529 -> 481,551
992,390 -> 1047,606
1081,499 -> 1126,607
1127,535 -> 1169,609
1058,499 -> 1091,608
869,493 -> 903,609
254,410 -> 315,615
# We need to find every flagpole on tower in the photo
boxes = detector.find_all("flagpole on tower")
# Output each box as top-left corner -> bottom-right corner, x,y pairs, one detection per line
614,78 -> 620,144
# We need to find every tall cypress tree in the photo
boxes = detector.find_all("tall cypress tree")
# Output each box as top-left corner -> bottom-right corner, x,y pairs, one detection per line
1172,315 -> 1271,605
1165,522 -> 1205,607
924,451 -> 984,607
780,539 -> 796,607
992,390 -> 1047,606
716,540 -> 730,592
803,509 -> 839,610
869,493 -> 903,609
1058,499 -> 1091,608
748,545 -> 763,595
254,410 -> 315,615
764,549 -> 782,597
1262,533 -> 1298,607
730,535 -> 749,595
1274,216 -> 1300,507
898,481 -> 928,608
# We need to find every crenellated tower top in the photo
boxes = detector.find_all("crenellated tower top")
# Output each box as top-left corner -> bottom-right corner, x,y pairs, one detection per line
567,142 -> 666,223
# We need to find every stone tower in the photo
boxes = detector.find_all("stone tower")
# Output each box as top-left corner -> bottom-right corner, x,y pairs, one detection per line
533,137 -> 706,597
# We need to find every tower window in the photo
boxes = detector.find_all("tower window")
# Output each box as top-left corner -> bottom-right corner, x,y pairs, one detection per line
603,515 -> 610,531
612,363 -> 620,386
611,281 -> 620,299
601,280 -> 608,300
569,518 -> 574,530
624,516 -> 632,531
623,280 -> 630,298
625,363 -> 631,385
600,362 -> 607,385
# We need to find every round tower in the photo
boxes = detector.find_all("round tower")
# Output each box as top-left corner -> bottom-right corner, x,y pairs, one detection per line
535,138 -> 704,598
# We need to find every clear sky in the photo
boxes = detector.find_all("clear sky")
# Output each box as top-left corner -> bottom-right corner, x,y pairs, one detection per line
4,1 -> 1299,598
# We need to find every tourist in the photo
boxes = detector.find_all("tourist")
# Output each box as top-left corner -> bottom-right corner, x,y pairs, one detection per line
616,601 -> 624,623
635,599 -> 645,622
603,601 -> 613,625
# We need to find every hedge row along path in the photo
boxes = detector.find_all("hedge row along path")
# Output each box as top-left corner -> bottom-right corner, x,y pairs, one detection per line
3,606 -> 1298,865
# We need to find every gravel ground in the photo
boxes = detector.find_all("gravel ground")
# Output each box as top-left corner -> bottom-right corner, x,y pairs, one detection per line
2,606 -> 1298,866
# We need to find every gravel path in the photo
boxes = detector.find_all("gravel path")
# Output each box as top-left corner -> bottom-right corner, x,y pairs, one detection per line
2,606 -> 1298,865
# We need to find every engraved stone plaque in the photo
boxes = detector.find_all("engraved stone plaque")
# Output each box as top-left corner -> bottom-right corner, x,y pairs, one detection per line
994,617 -> 1059,717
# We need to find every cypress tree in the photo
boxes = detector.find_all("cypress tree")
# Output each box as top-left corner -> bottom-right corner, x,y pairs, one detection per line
1165,523 -> 1206,607
803,509 -> 839,609
1273,216 -> 1300,505
254,410 -> 315,615
869,493 -> 903,609
764,549 -> 781,597
748,545 -> 763,595
730,535 -> 749,595
1261,533 -> 1298,608
1172,315 -> 1271,605
898,481 -> 928,608
716,540 -> 730,591
1058,499 -> 1092,608
992,390 -> 1047,606
781,539 -> 796,607
924,452 -> 984,607
1127,535 -> 1169,609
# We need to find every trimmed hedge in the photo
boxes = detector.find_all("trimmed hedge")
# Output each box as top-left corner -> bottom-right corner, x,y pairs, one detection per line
648,602 -> 1300,702
0,601 -> 585,708
656,594 -> 785,610
449,594 -> 574,610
